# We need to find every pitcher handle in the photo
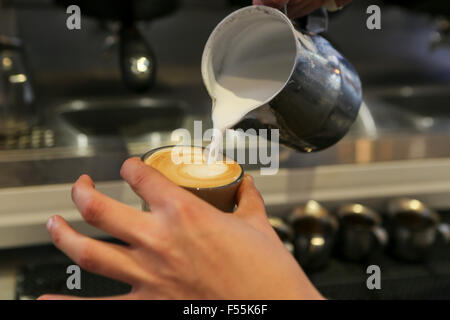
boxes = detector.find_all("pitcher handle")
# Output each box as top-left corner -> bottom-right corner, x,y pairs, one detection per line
279,4 -> 328,34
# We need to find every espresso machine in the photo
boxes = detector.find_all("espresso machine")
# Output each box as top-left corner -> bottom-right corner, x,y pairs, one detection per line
0,0 -> 449,300
54,0 -> 181,92
0,7 -> 35,147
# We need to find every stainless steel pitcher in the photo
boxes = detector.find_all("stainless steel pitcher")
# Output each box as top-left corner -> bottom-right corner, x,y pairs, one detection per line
201,5 -> 362,152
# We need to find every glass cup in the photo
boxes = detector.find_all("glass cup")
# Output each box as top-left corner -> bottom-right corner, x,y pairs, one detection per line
141,145 -> 244,213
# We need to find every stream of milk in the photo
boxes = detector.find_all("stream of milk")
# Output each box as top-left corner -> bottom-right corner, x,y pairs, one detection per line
206,53 -> 294,163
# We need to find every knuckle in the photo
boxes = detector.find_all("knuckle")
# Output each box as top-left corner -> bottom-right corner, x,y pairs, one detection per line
127,167 -> 150,191
71,175 -> 90,201
71,183 -> 79,202
120,158 -> 135,178
121,157 -> 143,182
150,232 -> 172,255
81,195 -> 104,224
133,172 -> 148,189
77,243 -> 97,271
170,200 -> 197,220
50,227 -> 63,247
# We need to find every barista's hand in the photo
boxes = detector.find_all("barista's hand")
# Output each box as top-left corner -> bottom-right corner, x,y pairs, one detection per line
253,0 -> 352,18
38,158 -> 323,300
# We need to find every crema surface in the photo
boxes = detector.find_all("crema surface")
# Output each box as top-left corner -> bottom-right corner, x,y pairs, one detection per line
144,147 -> 242,189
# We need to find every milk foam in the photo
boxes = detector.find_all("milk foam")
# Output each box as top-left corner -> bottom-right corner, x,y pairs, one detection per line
145,147 -> 242,189
181,163 -> 228,179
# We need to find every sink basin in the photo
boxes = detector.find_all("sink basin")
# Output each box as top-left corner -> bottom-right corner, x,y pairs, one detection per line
55,98 -> 186,137
378,86 -> 450,133
380,92 -> 450,132
358,85 -> 450,136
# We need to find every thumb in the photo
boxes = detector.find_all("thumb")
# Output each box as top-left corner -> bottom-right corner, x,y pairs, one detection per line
234,175 -> 279,240
235,175 -> 280,239
253,0 -> 290,9
235,175 -> 267,220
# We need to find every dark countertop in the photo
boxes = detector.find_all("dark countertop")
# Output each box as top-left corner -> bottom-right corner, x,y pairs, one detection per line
2,211 -> 449,300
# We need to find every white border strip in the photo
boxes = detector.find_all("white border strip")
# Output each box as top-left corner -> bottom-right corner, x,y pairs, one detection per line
1,158 -> 450,248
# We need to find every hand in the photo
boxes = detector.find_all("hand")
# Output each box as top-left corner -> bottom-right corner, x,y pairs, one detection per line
38,158 -> 323,300
253,0 -> 353,19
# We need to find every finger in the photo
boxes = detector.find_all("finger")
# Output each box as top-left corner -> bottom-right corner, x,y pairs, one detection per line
289,0 -> 324,18
335,0 -> 352,7
235,176 -> 280,239
287,0 -> 310,8
71,174 -> 153,245
37,293 -> 136,300
235,175 -> 267,219
287,0 -> 312,18
120,157 -> 201,213
254,0 -> 290,9
47,215 -> 148,285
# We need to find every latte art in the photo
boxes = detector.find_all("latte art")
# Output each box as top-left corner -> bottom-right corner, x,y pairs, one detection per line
144,147 -> 242,189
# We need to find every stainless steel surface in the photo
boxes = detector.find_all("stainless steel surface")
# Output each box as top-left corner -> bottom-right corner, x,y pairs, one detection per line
387,198 -> 440,223
387,198 -> 448,261
202,6 -> 362,153
337,203 -> 383,225
257,30 -> 362,152
289,200 -> 335,223
289,200 -> 338,271
0,0 -> 448,250
0,96 -> 207,188
0,1 -> 448,300
50,97 -> 188,146
0,34 -> 35,138
362,85 -> 450,135
336,204 -> 387,261
0,1 -> 444,186
0,83 -> 449,188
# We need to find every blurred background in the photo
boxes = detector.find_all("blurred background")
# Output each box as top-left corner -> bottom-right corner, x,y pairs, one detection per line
0,0 -> 449,299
